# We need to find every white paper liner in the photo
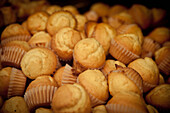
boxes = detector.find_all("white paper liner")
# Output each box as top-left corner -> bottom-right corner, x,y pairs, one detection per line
1,46 -> 27,68
1,35 -> 31,46
61,64 -> 77,86
109,39 -> 139,64
158,56 -> 170,75
24,85 -> 57,110
7,68 -> 27,98
106,103 -> 144,113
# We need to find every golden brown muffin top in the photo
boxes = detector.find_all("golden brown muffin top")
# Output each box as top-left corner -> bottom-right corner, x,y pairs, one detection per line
46,5 -> 62,15
47,11 -> 77,36
51,27 -> 82,60
78,69 -> 109,101
108,5 -> 127,16
1,23 -> 30,40
92,105 -> 107,113
35,108 -> 52,113
145,84 -> 170,109
108,67 -> 143,96
117,24 -> 143,45
21,47 -> 59,79
28,31 -> 51,48
85,23 -> 117,54
5,41 -> 31,51
114,34 -> 142,55
155,46 -> 170,64
62,5 -> 79,15
106,91 -> 148,113
146,105 -> 159,113
128,57 -> 159,86
128,4 -> 152,29
53,66 -> 65,87
151,8 -> 166,25
26,76 -> 57,91
90,2 -> 110,17
27,11 -> 49,34
1,96 -> 29,113
0,67 -> 12,98
148,27 -> 170,44
84,10 -> 99,22
73,38 -> 106,69
75,14 -> 87,31
51,83 -> 91,113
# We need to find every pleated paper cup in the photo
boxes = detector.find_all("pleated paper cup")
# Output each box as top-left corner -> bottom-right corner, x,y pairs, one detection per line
106,103 -> 144,113
61,64 -> 77,86
1,46 -> 27,68
7,68 -> 27,98
1,35 -> 31,46
141,38 -> 160,58
158,56 -> 170,76
24,85 -> 57,111
143,80 -> 157,93
109,39 -> 139,64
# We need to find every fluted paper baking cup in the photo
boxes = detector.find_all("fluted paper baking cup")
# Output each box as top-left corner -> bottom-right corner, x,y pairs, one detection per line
109,39 -> 139,64
7,68 -> 27,98
141,38 -> 160,58
143,80 -> 157,93
24,85 -> 57,111
106,103 -> 143,113
158,56 -> 170,76
61,64 -> 77,86
1,35 -> 31,46
1,46 -> 27,68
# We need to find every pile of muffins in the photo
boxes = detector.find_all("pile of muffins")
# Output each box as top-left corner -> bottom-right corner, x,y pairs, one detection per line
0,1 -> 170,113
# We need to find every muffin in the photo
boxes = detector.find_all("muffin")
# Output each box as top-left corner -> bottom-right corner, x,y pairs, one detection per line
51,83 -> 91,113
101,59 -> 126,78
46,5 -> 62,15
35,108 -> 52,113
85,22 -> 117,54
0,67 -> 27,99
90,2 -> 109,17
128,4 -> 153,29
0,6 -> 16,26
53,64 -> 77,87
108,5 -> 127,17
106,91 -> 148,113
145,84 -> 170,111
28,31 -> 52,49
141,37 -> 160,58
24,76 -> 58,111
108,67 -> 143,96
154,46 -> 170,75
92,105 -> 107,113
63,5 -> 79,15
147,105 -> 159,113
1,96 -> 29,113
159,74 -> 165,85
109,34 -> 141,64
147,27 -> 170,44
73,38 -> 106,74
75,14 -> 87,31
27,11 -> 49,34
84,10 -> 99,21
163,41 -> 170,47
128,57 -> 159,92
77,69 -> 109,107
151,8 -> 166,26
116,24 -> 143,45
21,47 -> 60,79
51,27 -> 82,61
47,11 -> 77,36
108,12 -> 135,29
1,24 -> 31,46
21,20 -> 29,31
1,41 -> 31,68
